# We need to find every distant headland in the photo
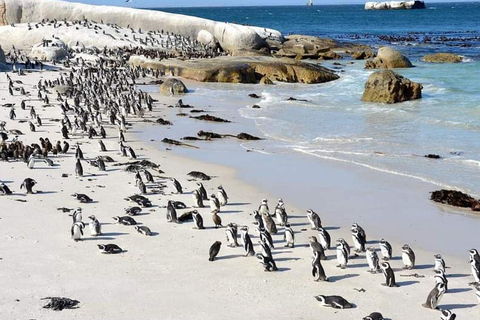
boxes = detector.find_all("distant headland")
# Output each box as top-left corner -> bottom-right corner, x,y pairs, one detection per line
365,1 -> 426,10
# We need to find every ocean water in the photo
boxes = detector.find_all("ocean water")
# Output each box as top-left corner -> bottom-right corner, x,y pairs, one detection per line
148,3 -> 480,195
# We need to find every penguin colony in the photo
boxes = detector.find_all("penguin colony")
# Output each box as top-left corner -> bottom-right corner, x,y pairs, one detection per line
0,20 -> 478,320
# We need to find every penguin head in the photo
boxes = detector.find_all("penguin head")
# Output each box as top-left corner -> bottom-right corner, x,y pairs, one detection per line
402,244 -> 411,251
97,244 -> 105,250
434,253 -> 442,259
88,215 -> 95,220
469,249 -> 479,257
309,236 -> 318,243
380,262 -> 390,270
440,309 -> 454,320
217,185 -> 223,190
210,194 -> 216,199
380,238 -> 387,244
314,295 -> 326,304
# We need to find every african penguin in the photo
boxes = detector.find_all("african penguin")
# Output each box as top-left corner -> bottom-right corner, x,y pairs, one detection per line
225,223 -> 239,247
88,215 -> 101,236
366,246 -> 380,273
284,223 -> 295,248
312,251 -> 328,282
379,238 -> 392,261
166,200 -> 178,223
241,226 -> 255,257
192,210 -> 205,229
192,190 -> 204,208
71,221 -> 85,241
402,244 -> 416,269
422,283 -> 446,309
97,244 -> 122,254
380,262 -> 398,287
217,185 -> 228,206
307,209 -> 322,229
318,227 -> 331,250
209,241 -> 221,261
314,295 -> 353,309
135,225 -> 152,236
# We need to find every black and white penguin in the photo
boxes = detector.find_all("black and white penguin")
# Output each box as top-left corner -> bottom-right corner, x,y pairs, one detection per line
97,244 -> 122,254
212,209 -> 222,228
258,240 -> 272,259
0,183 -> 13,195
143,169 -> 154,183
309,236 -> 327,260
402,244 -> 416,269
113,216 -> 137,225
75,159 -> 83,177
88,215 -> 101,236
274,199 -> 288,226
192,210 -> 205,229
440,309 -> 456,320
27,156 -> 35,169
225,223 -> 239,247
258,227 -> 274,249
284,223 -> 295,248
197,182 -> 208,200
469,249 -> 480,283
258,199 -> 269,216
166,200 -> 178,223
20,178 -> 37,194
422,283 -> 446,309
380,262 -> 398,287
257,253 -> 278,271
135,225 -> 152,236
366,246 -> 380,273
253,210 -> 265,229
71,208 -> 83,223
75,145 -> 84,160
97,156 -> 106,171
71,221 -> 85,241
262,211 -> 277,234
352,227 -> 366,253
98,140 -> 107,152
62,141 -> 69,154
209,241 -> 221,261
317,227 -> 331,250
172,178 -> 182,194
434,254 -> 446,273
241,226 -> 255,257
209,194 -> 220,213
72,193 -> 93,203
307,209 -> 322,229
351,223 -> 366,242
192,190 -> 204,208
379,238 -> 392,261
128,146 -> 137,159
336,240 -> 349,269
362,312 -> 384,320
312,251 -> 328,282
217,185 -> 228,206
125,206 -> 142,216
314,295 -> 353,309
138,180 -> 147,194
434,269 -> 448,291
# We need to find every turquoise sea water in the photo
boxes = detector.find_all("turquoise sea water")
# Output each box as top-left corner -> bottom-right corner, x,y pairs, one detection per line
149,3 -> 480,195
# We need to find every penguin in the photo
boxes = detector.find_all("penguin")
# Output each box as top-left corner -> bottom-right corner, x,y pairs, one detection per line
125,206 -> 142,216
258,227 -> 274,249
209,194 -> 220,213
362,312 -> 384,320
434,269 -> 448,291
253,210 -> 264,229
135,225 -> 152,236
0,183 -> 13,195
71,208 -> 83,223
262,211 -> 277,234
225,223 -> 238,247
166,200 -> 178,223
62,141 -> 69,154
88,215 -> 101,236
366,246 -> 380,273
197,182 -> 208,200
27,156 -> 35,169
402,244 -> 416,269
98,140 -> 107,152
312,251 -> 328,281
469,249 -> 480,283
379,238 -> 392,261
75,159 -> 83,177
192,190 -> 204,207
258,199 -> 269,216
307,209 -> 322,229
380,262 -> 398,287
75,145 -> 84,159
29,121 -> 36,132
192,210 -> 205,229
72,193 -> 93,203
20,178 -> 37,194
143,169 -> 154,183
97,157 -> 106,171
309,236 -> 327,260
314,295 -> 353,309
257,253 -> 278,271
274,198 -> 288,226
128,146 -> 137,159
422,283 -> 446,309
241,226 -> 255,257
172,178 -> 182,194
440,309 -> 456,320
318,227 -> 331,250
258,240 -> 272,259
434,254 -> 446,273
71,221 -> 85,241
97,244 -> 122,254
351,223 -> 366,242
212,209 -> 222,228
113,216 -> 137,225
336,240 -> 349,269
138,180 -> 147,194
352,227 -> 366,253
284,223 -> 295,248
217,185 -> 228,206
209,241 -> 221,261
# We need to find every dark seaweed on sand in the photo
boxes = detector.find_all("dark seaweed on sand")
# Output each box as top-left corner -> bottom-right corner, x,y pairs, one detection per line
42,297 -> 80,311
190,114 -> 231,123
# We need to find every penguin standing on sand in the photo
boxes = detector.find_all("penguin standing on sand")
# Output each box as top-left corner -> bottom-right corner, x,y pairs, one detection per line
71,221 -> 85,241
217,185 -> 228,206
166,200 -> 178,223
422,283 -> 446,309
212,209 -> 222,228
307,209 -> 321,229
71,208 -> 82,223
192,210 -> 205,229
366,246 -> 380,273
20,178 -> 37,194
253,210 -> 264,229
312,251 -> 328,281
274,199 -> 288,226
434,269 -> 448,291
97,156 -> 106,171
241,226 -> 255,257
262,211 -> 277,234
284,223 -> 295,248
88,215 -> 101,236
172,178 -> 182,194
197,182 -> 208,200
434,254 -> 446,273
258,199 -> 269,216
380,262 -> 398,287
402,244 -> 416,269
309,236 -> 326,260
352,223 -> 366,242
440,309 -> 456,320
209,241 -> 221,261
192,190 -> 204,208
318,227 -> 331,250
143,170 -> 154,183
257,253 -> 278,272
469,249 -> 480,284
75,159 -> 83,177
210,194 -> 220,213
336,240 -> 349,269
352,227 -> 366,253
225,223 -> 238,247
98,140 -> 107,152
379,238 -> 392,261
258,227 -> 274,249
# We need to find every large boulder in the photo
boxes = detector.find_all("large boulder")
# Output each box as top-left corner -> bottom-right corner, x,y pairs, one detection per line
422,53 -> 463,63
0,44 -> 5,64
196,30 -> 217,48
365,47 -> 413,69
160,78 -> 188,95
362,70 -> 422,103
30,39 -> 68,61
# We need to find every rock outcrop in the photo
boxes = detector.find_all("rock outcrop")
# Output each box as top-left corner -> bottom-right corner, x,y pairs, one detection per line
160,78 -> 188,95
274,35 -> 340,59
0,44 -> 5,64
362,70 -> 422,103
129,56 -> 339,84
365,46 -> 413,69
0,0 -> 283,53
365,1 -> 426,10
30,39 -> 68,61
422,53 -> 463,63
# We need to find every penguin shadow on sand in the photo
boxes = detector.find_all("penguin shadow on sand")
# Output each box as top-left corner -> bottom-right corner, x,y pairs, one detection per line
447,273 -> 470,278
227,202 -> 251,206
395,280 -> 420,287
438,303 -> 477,310
34,190 -> 58,195
413,263 -> 435,270
215,254 -> 245,261
447,287 -> 472,294
328,273 -> 359,283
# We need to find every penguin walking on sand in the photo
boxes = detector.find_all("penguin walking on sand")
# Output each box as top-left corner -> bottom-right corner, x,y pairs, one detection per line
469,249 -> 480,284
440,309 -> 456,320
75,159 -> 83,177
212,209 -> 222,228
71,221 -> 85,241
379,238 -> 392,261
262,211 -> 277,234
274,199 -> 288,226
209,194 -> 220,213
318,227 -> 331,250
352,223 -> 366,242
197,182 -> 208,200
209,241 -> 221,261
336,240 -> 349,269
225,223 -> 239,247
352,227 -> 366,253
88,215 -> 101,236
20,178 -> 37,194
172,178 -> 182,194
143,169 -> 154,183
284,223 -> 295,248
258,199 -> 269,216
258,240 -> 272,259
312,251 -> 328,281
257,253 -> 278,272
166,200 -> 178,223
27,155 -> 35,169
381,262 -> 398,287
192,210 -> 205,229
435,269 -> 448,291
217,185 -> 228,206
309,236 -> 327,260
192,190 -> 204,208
241,226 -> 255,257
422,283 -> 446,309
366,246 -> 380,273
307,209 -> 322,229
434,254 -> 446,273
402,244 -> 416,269
258,226 -> 274,249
